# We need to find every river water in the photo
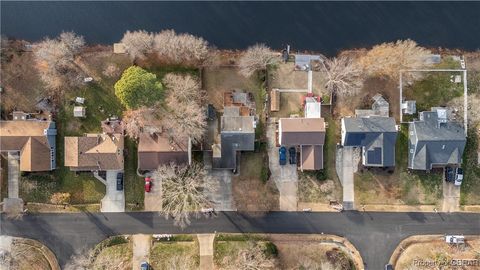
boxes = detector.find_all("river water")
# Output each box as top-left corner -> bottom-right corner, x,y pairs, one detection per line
1,1 -> 480,55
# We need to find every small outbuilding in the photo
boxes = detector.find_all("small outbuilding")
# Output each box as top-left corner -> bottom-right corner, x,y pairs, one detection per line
73,106 -> 86,118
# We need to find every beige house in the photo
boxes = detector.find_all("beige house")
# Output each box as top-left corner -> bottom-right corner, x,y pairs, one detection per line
0,119 -> 57,172
279,118 -> 326,171
64,133 -> 124,171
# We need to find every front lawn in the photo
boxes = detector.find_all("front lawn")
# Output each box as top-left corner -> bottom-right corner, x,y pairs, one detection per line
460,129 -> 480,205
355,124 -> 442,205
149,238 -> 199,270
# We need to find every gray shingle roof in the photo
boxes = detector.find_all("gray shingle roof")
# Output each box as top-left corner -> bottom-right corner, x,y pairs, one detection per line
342,117 -> 397,167
408,110 -> 466,170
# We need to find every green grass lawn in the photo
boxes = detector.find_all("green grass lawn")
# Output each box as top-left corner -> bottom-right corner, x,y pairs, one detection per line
460,129 -> 480,205
403,71 -> 464,113
150,240 -> 199,270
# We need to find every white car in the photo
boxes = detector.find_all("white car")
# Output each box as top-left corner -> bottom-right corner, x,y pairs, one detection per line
454,168 -> 463,186
446,235 -> 465,244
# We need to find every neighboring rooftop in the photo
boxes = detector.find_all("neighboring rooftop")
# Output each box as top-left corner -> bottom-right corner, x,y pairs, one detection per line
279,117 -> 326,171
137,132 -> 189,171
0,118 -> 56,172
342,116 -> 397,167
408,107 -> 466,170
213,91 -> 256,170
279,118 -> 326,146
64,133 -> 124,171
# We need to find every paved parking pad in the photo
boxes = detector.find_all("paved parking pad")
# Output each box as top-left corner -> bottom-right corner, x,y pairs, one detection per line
100,170 -> 125,212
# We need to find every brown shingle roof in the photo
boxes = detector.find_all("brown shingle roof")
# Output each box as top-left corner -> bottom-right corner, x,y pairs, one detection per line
301,145 -> 323,170
64,134 -> 124,171
137,132 -> 188,171
279,118 -> 326,145
0,121 -> 54,172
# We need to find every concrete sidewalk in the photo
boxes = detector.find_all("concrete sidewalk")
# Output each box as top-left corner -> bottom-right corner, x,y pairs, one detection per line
197,234 -> 215,270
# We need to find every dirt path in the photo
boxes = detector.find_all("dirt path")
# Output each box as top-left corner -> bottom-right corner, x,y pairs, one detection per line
131,234 -> 151,270
197,234 -> 215,270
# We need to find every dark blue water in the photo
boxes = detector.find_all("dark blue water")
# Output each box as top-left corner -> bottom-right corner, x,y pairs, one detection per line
2,1 -> 480,55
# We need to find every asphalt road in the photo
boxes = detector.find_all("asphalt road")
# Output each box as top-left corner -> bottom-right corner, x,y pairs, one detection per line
1,211 -> 479,269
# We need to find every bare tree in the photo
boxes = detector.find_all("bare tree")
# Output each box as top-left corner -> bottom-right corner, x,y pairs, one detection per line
163,101 -> 207,143
163,73 -> 205,106
59,31 -> 85,56
162,73 -> 207,143
153,29 -> 209,65
33,32 -> 85,93
238,44 -> 279,77
228,241 -> 277,270
360,39 -> 433,80
322,56 -> 364,97
121,30 -> 154,60
153,162 -> 216,229
122,107 -> 161,139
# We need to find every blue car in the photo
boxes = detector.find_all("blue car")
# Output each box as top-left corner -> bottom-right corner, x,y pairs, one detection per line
279,146 -> 287,165
140,262 -> 150,270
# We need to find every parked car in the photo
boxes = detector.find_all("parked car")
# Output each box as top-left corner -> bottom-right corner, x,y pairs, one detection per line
145,177 -> 152,192
454,168 -> 463,186
385,264 -> 393,270
279,146 -> 287,165
445,167 -> 455,182
288,147 -> 296,164
116,172 -> 124,191
140,262 -> 150,270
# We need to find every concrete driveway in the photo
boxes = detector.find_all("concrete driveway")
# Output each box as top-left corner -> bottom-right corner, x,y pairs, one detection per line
267,121 -> 298,211
442,180 -> 460,212
203,152 -> 234,211
144,175 -> 162,212
100,170 -> 125,212
336,146 -> 355,210
7,152 -> 19,199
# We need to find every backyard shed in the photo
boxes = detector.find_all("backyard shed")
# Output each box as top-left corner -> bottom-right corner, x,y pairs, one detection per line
73,106 -> 86,118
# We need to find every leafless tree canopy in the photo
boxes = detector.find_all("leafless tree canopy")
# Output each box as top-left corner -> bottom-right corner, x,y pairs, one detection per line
59,31 -> 85,55
162,73 -> 207,143
33,31 -> 85,93
360,39 -> 433,80
153,162 -> 216,228
238,44 -> 279,77
227,241 -> 277,270
120,30 -> 154,60
153,29 -> 209,65
122,107 -> 161,139
323,56 -> 364,97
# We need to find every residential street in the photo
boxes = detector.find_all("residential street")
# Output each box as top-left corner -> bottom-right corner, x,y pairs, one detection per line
2,211 -> 479,270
